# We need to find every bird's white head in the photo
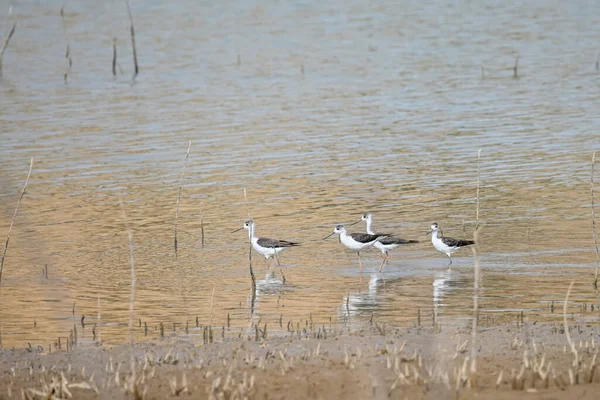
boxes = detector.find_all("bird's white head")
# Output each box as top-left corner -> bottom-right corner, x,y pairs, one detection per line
333,224 -> 346,234
323,224 -> 346,240
361,213 -> 372,222
426,222 -> 440,236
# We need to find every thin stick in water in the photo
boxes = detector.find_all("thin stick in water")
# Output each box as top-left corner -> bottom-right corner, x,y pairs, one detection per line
200,201 -> 205,249
0,157 -> 33,283
591,151 -> 600,288
0,21 -> 17,77
470,224 -> 482,379
60,6 -> 72,84
112,37 -> 117,77
118,198 -> 136,386
563,280 -> 578,366
243,188 -> 256,292
124,0 -> 139,79
174,140 -> 192,258
513,55 -> 519,79
119,199 -> 136,347
208,284 -> 215,326
476,149 -> 482,227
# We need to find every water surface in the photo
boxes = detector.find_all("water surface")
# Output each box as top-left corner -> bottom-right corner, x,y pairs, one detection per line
1,0 -> 599,347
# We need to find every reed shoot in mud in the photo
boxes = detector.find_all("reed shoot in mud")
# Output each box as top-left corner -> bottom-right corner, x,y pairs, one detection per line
0,157 -> 33,283
199,201 -> 205,248
60,6 -> 72,84
591,151 -> 599,288
243,188 -> 256,292
112,38 -> 117,77
0,21 -> 16,77
174,140 -> 191,258
124,0 -> 139,79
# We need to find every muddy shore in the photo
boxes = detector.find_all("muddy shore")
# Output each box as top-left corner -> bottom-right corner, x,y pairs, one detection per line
1,321 -> 599,399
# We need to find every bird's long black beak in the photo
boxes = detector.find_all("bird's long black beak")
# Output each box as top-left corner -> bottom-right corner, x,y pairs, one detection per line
231,227 -> 244,233
425,230 -> 432,236
347,220 -> 361,227
322,231 -> 335,240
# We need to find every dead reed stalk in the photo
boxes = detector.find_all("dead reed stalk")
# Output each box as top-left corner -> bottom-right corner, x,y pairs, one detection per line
124,0 -> 139,79
60,6 -> 72,84
476,149 -> 482,227
112,38 -> 117,77
591,151 -> 599,288
174,140 -> 191,258
470,211 -> 483,379
118,199 -> 136,348
118,198 -> 137,386
209,284 -> 215,326
563,280 -> 579,366
513,55 -> 519,79
96,294 -> 101,343
470,149 -> 483,380
200,201 -> 205,249
243,189 -> 256,291
0,157 -> 33,283
0,21 -> 16,77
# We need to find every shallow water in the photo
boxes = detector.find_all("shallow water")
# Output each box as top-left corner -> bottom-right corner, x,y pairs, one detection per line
1,0 -> 599,347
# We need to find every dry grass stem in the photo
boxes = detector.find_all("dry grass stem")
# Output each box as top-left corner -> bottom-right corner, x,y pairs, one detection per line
476,149 -> 481,227
119,197 -> 137,387
209,284 -> 215,326
118,199 -> 136,348
563,280 -> 578,366
0,21 -> 16,76
470,221 -> 482,377
112,37 -> 117,77
124,0 -> 139,79
60,6 -> 72,84
0,157 -> 33,283
174,140 -> 191,258
591,151 -> 599,288
243,189 -> 256,291
200,201 -> 205,249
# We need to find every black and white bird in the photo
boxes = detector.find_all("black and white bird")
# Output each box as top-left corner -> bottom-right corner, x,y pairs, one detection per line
359,212 -> 419,272
426,222 -> 474,266
232,220 -> 299,282
323,224 -> 388,273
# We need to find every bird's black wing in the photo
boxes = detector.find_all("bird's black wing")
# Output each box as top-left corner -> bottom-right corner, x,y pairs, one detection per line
442,237 -> 474,247
257,237 -> 300,248
378,236 -> 419,245
350,233 -> 386,243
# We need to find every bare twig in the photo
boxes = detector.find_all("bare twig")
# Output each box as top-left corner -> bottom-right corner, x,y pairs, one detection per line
199,201 -> 205,249
476,149 -> 482,227
124,0 -> 139,79
563,280 -> 578,366
0,157 -> 33,283
118,199 -> 136,347
470,209 -> 483,379
0,21 -> 17,77
208,284 -> 215,326
112,37 -> 117,77
592,151 -> 599,288
118,198 -> 136,386
513,55 -> 519,79
243,189 -> 256,292
174,140 -> 191,258
60,6 -> 72,84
